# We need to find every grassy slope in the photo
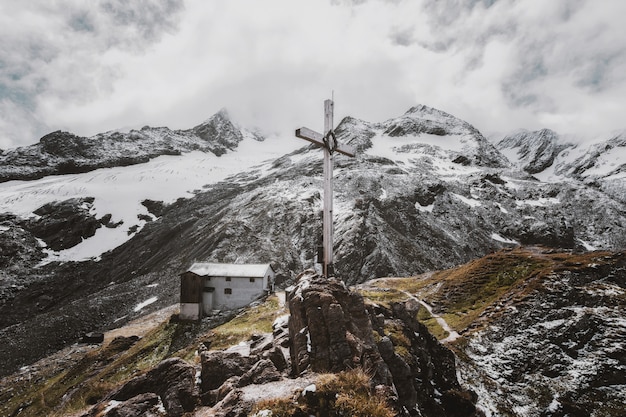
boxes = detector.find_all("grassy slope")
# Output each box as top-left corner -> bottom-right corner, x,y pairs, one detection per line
364,247 -> 616,339
0,294 -> 285,417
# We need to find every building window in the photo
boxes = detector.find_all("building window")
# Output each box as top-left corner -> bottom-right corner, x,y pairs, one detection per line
224,288 -> 232,295
249,278 -> 255,283
225,277 -> 231,281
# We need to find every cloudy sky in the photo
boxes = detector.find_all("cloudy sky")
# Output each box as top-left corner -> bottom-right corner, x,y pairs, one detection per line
1,0 -> 625,149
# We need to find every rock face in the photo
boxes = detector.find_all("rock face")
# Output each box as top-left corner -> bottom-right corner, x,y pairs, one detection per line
496,129 -> 572,174
87,357 -> 198,417
288,270 -> 389,382
23,197 -> 111,251
458,251 -> 626,416
287,270 -> 480,417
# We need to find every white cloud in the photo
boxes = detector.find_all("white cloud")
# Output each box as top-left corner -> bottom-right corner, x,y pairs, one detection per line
1,0 -> 625,149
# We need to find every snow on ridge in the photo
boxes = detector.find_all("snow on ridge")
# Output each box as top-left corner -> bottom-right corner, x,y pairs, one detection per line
0,134 -> 300,263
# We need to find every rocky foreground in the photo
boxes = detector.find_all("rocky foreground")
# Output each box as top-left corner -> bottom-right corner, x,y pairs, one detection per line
1,270 -> 481,417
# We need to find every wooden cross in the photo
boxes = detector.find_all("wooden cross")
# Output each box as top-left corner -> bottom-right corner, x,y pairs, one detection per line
296,99 -> 355,277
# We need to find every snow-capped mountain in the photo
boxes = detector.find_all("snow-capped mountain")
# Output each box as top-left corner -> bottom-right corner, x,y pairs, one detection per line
1,104 -> 625,379
495,128 -> 626,203
0,109 -> 265,183
495,128 -> 573,174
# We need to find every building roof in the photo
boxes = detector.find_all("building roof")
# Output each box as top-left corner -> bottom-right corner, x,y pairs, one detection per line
186,263 -> 273,278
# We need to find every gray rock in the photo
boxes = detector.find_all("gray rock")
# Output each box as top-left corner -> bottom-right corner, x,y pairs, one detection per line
106,357 -> 197,417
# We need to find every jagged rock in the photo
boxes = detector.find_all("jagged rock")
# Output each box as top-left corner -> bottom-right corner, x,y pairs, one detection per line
287,270 -> 392,385
102,357 -> 197,417
249,333 -> 273,355
23,197 -> 105,251
287,270 -> 479,416
100,393 -> 163,417
497,129 -> 572,174
368,300 -> 479,416
200,350 -> 259,392
265,346 -> 289,372
210,389 -> 252,417
238,359 -> 282,386
203,375 -> 240,407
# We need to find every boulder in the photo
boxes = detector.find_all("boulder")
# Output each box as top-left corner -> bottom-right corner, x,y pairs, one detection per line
101,393 -> 162,417
238,359 -> 281,386
200,350 -> 259,392
104,357 -> 197,417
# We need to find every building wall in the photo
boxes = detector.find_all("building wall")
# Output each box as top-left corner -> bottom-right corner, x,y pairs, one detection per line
180,303 -> 201,321
181,265 -> 276,317
206,274 -> 267,310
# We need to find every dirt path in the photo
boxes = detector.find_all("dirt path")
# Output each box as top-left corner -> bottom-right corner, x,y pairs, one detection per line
399,290 -> 461,343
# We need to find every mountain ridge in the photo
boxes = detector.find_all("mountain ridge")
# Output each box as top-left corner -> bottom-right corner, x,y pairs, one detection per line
0,108 -> 263,183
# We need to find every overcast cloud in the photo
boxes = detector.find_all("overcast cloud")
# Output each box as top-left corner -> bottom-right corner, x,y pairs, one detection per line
1,0 -> 625,149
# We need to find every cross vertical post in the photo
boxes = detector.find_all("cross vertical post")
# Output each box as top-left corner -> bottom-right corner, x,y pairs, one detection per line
296,99 -> 355,278
322,100 -> 334,277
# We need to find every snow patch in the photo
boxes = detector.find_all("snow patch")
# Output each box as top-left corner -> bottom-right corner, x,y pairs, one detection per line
0,134 -> 298,262
490,233 -> 518,245
577,238 -> 597,251
415,202 -> 434,213
515,197 -> 560,207
580,144 -> 626,178
134,296 -> 158,312
452,193 -> 482,207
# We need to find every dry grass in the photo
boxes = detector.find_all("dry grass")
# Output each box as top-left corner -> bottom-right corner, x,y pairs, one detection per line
358,288 -> 409,308
209,295 -> 284,350
251,369 -> 394,417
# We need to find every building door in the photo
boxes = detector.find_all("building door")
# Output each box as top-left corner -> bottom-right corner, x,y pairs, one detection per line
202,287 -> 214,315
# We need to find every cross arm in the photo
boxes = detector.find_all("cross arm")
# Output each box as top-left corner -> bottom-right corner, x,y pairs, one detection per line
295,127 -> 356,157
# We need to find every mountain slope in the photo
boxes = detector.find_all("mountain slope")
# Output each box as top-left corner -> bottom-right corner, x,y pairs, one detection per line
1,104 -> 625,378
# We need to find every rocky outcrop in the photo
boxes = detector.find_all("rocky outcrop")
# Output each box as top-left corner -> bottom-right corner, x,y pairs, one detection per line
86,357 -> 198,417
287,270 -> 392,384
23,197 -> 112,251
287,270 -> 480,417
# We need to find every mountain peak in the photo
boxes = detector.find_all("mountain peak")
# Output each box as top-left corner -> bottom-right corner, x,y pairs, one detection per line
497,128 -> 574,174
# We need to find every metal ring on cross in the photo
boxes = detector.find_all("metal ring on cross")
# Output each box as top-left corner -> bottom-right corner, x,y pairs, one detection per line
323,130 -> 338,154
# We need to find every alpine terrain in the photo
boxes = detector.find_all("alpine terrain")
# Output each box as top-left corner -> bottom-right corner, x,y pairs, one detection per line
0,104 -> 624,416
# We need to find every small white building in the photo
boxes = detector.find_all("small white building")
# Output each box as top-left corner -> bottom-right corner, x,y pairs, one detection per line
179,262 -> 275,321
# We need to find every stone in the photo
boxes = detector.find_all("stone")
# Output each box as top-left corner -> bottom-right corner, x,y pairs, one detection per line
102,393 -> 162,417
265,346 -> 289,372
200,350 -> 259,392
238,359 -> 281,386
107,357 -> 198,417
